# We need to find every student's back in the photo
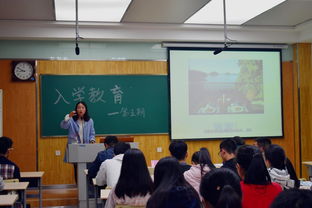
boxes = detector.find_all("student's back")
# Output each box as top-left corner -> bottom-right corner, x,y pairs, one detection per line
184,147 -> 215,198
96,142 -> 130,187
104,149 -> 153,208
169,141 -> 191,173
88,136 -> 118,179
236,145 -> 282,208
265,144 -> 296,189
147,157 -> 201,208
0,136 -> 20,180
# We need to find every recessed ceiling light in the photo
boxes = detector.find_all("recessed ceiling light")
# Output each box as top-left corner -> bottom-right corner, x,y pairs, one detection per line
55,0 -> 132,22
185,0 -> 286,25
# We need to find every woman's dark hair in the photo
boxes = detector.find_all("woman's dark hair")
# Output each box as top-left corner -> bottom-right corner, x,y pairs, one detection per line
200,168 -> 242,208
270,189 -> 312,208
264,144 -> 286,170
191,148 -> 215,176
146,157 -> 200,208
73,101 -> 90,121
115,149 -> 153,199
236,145 -> 271,185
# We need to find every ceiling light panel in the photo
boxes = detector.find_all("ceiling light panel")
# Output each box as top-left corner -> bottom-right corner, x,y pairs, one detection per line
55,0 -> 132,22
185,0 -> 286,25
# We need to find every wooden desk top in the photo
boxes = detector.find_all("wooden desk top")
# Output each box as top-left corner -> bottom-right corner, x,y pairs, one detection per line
3,181 -> 29,190
0,194 -> 18,206
302,161 -> 312,166
21,171 -> 44,178
101,189 -> 111,199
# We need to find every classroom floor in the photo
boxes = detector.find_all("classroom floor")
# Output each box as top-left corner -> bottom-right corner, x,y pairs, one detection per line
27,185 -> 78,208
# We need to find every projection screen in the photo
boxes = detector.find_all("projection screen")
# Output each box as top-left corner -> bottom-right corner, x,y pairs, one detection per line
169,48 -> 283,140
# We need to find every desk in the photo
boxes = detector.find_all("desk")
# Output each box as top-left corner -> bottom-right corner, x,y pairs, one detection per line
0,194 -> 18,207
302,161 -> 312,179
3,181 -> 29,208
21,171 -> 44,208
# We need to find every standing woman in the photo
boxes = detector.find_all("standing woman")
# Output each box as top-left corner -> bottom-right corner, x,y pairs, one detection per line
60,101 -> 96,162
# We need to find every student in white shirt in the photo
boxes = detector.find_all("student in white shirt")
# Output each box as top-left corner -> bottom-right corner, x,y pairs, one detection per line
96,142 -> 130,187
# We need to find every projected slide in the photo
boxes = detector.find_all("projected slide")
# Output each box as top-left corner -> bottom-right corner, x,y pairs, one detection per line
189,59 -> 264,115
169,49 -> 283,140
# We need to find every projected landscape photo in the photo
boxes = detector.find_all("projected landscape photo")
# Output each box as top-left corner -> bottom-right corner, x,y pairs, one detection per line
189,59 -> 264,115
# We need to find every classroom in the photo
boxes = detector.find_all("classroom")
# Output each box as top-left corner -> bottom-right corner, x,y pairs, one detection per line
1,1 -> 312,207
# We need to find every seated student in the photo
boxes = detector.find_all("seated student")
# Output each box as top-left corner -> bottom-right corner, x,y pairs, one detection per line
88,135 -> 118,179
232,136 -> 245,149
270,188 -> 312,208
104,149 -> 153,208
146,157 -> 201,208
219,139 -> 238,175
169,141 -> 191,173
236,145 -> 282,208
264,144 -> 296,189
254,137 -> 271,153
200,168 -> 242,208
184,147 -> 215,198
96,142 -> 130,187
255,137 -> 300,188
0,136 -> 20,180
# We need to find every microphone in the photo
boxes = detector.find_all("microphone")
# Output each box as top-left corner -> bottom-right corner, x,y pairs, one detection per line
75,43 -> 80,55
213,48 -> 223,55
213,45 -> 229,55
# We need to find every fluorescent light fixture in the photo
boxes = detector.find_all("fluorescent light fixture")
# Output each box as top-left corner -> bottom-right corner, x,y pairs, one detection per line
55,0 -> 132,22
185,0 -> 286,25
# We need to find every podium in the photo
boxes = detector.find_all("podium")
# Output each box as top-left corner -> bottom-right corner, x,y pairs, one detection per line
68,143 -> 104,208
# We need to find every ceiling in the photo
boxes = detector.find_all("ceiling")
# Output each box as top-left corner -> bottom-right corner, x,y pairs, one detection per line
0,0 -> 312,43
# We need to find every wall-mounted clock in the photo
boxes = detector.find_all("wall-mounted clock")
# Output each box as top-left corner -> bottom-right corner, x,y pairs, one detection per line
12,61 -> 36,81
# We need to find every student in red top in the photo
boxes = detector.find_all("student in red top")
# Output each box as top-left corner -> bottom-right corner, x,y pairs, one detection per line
236,145 -> 282,208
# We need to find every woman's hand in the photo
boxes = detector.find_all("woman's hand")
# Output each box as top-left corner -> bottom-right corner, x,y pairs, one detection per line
69,111 -> 76,118
90,140 -> 96,144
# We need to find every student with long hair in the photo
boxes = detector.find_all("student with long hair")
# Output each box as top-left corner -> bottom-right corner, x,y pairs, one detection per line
104,148 -> 153,208
255,138 -> 300,188
265,144 -> 297,189
200,168 -> 242,208
184,147 -> 215,198
146,157 -> 201,208
236,145 -> 282,208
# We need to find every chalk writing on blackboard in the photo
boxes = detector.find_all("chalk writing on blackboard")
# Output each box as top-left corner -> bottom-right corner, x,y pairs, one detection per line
53,84 -> 124,105
110,85 -> 123,104
54,89 -> 70,104
107,107 -> 146,118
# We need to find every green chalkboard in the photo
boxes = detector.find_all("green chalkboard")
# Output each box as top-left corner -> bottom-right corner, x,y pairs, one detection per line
40,75 -> 169,136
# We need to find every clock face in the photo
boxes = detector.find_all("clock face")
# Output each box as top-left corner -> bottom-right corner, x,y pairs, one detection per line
14,62 -> 34,80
